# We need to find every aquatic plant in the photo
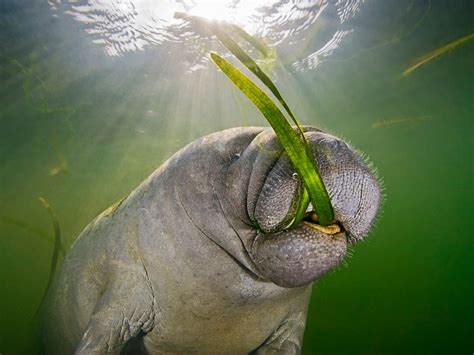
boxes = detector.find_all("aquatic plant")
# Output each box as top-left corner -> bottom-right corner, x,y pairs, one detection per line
0,197 -> 64,317
11,59 -> 75,115
176,13 -> 334,226
35,197 -> 62,317
403,32 -> 474,76
211,53 -> 333,226
372,115 -> 431,129
0,216 -> 64,256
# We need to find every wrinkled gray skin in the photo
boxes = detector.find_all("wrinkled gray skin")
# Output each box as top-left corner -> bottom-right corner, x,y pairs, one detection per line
43,126 -> 380,354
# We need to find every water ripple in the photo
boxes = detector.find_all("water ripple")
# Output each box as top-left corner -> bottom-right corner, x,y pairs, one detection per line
49,0 -> 366,70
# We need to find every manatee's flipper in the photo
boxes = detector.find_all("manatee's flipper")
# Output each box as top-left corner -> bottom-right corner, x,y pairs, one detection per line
75,276 -> 155,354
254,309 -> 308,355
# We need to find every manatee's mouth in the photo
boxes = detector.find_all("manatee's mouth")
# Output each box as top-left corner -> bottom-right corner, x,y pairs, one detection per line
301,206 -> 345,237
246,151 -> 353,287
250,200 -> 348,288
251,214 -> 348,288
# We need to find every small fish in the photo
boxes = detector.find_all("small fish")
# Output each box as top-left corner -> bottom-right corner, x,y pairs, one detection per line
48,129 -> 69,177
49,154 -> 69,176
49,165 -> 66,176
403,32 -> 474,76
372,115 -> 431,129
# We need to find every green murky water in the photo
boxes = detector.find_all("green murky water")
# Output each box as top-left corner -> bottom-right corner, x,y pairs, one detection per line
0,0 -> 472,353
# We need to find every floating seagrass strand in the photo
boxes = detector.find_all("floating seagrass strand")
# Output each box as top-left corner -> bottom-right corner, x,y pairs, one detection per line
174,12 -> 306,139
210,53 -> 334,226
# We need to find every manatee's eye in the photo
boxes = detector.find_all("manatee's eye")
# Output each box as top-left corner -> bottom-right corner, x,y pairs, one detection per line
230,152 -> 241,162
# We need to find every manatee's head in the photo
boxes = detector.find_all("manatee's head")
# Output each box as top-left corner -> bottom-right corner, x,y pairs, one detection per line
223,127 -> 381,288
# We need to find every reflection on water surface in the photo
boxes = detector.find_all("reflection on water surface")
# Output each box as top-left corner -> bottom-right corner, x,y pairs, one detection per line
48,0 -> 367,70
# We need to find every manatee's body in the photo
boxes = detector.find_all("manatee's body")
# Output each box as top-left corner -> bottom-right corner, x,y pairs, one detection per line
43,127 -> 380,354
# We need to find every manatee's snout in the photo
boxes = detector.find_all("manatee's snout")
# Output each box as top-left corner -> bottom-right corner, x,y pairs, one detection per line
305,131 -> 381,243
238,129 -> 381,288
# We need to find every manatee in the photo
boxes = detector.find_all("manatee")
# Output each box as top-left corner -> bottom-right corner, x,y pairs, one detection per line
43,126 -> 381,354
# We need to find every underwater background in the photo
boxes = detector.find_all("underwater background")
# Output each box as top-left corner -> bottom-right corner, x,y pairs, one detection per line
0,0 -> 472,353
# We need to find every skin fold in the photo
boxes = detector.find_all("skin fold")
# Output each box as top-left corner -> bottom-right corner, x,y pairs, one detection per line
42,126 -> 381,354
